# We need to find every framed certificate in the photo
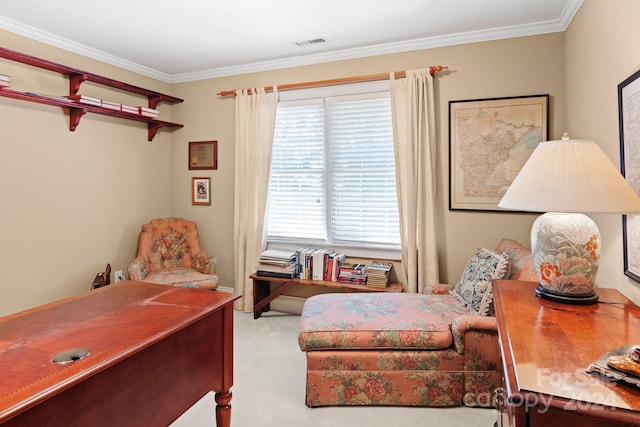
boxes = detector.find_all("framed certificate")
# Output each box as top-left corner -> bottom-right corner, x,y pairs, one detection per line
189,140 -> 218,170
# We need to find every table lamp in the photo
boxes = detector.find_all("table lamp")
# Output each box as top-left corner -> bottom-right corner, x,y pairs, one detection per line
498,133 -> 640,304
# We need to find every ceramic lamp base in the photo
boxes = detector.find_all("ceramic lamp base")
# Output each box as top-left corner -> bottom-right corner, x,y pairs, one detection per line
531,212 -> 600,303
535,284 -> 599,305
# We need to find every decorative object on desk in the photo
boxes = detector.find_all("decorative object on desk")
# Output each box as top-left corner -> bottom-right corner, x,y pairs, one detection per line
91,263 -> 111,290
499,134 -> 640,304
449,94 -> 549,211
586,345 -> 640,389
192,177 -> 211,205
189,140 -> 218,170
608,345 -> 640,377
619,68 -> 640,283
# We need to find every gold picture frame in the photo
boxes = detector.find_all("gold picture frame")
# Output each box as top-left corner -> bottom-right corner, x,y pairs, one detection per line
192,177 -> 211,205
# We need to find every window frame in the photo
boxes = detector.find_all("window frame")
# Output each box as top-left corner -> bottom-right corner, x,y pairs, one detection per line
265,81 -> 401,260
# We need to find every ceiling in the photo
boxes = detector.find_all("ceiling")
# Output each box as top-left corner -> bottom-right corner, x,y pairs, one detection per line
0,0 -> 582,83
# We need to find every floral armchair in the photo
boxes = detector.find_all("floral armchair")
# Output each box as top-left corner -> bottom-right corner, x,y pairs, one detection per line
127,218 -> 218,289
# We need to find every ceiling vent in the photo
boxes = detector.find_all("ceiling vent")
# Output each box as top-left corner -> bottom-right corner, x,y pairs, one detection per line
295,38 -> 327,47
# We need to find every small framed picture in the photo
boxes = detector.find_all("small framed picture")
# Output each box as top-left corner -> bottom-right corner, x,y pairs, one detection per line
192,177 -> 211,205
189,140 -> 218,170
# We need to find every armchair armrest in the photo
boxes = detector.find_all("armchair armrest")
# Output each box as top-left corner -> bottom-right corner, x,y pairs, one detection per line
451,315 -> 497,354
127,257 -> 148,282
422,284 -> 450,295
192,252 -> 217,274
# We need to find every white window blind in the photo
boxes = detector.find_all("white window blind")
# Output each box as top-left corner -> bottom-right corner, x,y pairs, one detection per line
266,82 -> 400,250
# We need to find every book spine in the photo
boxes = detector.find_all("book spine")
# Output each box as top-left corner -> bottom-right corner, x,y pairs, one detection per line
256,270 -> 295,279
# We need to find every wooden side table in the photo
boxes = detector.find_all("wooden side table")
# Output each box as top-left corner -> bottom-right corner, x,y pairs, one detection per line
250,273 -> 403,319
493,279 -> 640,427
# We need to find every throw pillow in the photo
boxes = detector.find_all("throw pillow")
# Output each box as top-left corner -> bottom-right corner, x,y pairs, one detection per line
495,238 -> 538,282
451,247 -> 510,316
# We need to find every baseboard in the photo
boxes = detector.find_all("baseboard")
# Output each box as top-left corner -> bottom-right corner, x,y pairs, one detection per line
215,286 -> 304,315
269,295 -> 305,315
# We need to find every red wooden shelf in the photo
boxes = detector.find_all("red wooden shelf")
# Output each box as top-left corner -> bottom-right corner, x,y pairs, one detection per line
0,46 -> 184,141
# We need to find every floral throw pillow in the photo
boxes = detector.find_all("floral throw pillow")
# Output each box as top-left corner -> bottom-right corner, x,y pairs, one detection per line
451,248 -> 510,316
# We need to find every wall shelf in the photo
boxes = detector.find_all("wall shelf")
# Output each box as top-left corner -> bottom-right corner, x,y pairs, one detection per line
0,46 -> 184,141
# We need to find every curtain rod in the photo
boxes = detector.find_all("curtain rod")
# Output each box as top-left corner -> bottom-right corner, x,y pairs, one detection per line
217,65 -> 448,97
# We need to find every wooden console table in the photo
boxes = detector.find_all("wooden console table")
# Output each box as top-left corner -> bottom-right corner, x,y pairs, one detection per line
493,279 -> 640,427
0,281 -> 239,427
250,273 -> 403,319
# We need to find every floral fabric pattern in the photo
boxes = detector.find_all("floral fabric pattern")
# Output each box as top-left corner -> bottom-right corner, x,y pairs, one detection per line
299,292 -> 501,408
450,248 -> 509,316
127,218 -> 218,289
298,240 -> 536,409
495,238 -> 538,282
299,293 -> 471,351
532,214 -> 599,294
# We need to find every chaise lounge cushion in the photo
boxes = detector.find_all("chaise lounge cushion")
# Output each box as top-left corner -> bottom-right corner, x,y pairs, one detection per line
299,293 -> 472,352
450,247 -> 509,316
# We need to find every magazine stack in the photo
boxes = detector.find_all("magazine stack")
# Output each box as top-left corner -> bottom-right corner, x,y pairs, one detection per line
337,263 -> 367,285
256,249 -> 297,279
366,261 -> 393,288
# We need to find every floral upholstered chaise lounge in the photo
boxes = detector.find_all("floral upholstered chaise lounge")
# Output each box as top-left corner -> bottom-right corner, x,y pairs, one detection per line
298,239 -> 536,407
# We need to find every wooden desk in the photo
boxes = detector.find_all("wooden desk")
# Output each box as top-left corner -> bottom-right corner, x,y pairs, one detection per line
250,273 -> 403,319
493,280 -> 640,427
0,281 -> 239,427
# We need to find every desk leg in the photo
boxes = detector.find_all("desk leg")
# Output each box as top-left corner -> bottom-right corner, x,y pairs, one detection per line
215,304 -> 234,427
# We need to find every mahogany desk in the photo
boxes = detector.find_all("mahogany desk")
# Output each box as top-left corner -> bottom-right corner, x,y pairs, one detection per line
493,280 -> 640,427
0,281 -> 239,426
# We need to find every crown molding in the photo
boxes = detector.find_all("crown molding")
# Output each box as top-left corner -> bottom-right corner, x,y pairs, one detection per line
1,0 -> 582,84
0,16 -> 173,83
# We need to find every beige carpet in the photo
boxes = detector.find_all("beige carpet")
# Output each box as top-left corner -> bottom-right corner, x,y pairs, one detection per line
171,310 -> 498,427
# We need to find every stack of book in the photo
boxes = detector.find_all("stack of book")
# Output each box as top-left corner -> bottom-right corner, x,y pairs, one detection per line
121,104 -> 139,114
295,248 -> 345,281
366,261 -> 394,288
0,74 -> 10,88
337,263 -> 367,285
139,106 -> 159,118
101,99 -> 122,111
66,94 -> 102,107
256,249 -> 297,279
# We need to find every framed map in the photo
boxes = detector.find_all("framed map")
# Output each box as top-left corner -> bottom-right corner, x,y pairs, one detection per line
619,69 -> 640,283
449,94 -> 549,211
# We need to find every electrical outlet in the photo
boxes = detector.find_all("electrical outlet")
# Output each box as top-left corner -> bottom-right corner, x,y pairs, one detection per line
114,270 -> 125,283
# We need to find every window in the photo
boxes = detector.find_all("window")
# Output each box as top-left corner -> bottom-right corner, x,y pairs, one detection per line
265,81 -> 400,256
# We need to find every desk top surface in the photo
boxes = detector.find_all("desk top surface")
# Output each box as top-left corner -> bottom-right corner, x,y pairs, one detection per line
494,280 -> 640,412
0,281 -> 237,419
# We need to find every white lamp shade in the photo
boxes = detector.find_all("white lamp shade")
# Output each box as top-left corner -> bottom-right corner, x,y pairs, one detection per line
498,139 -> 640,213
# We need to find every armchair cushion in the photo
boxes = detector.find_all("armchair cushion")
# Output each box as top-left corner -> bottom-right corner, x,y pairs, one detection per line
450,248 -> 509,316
